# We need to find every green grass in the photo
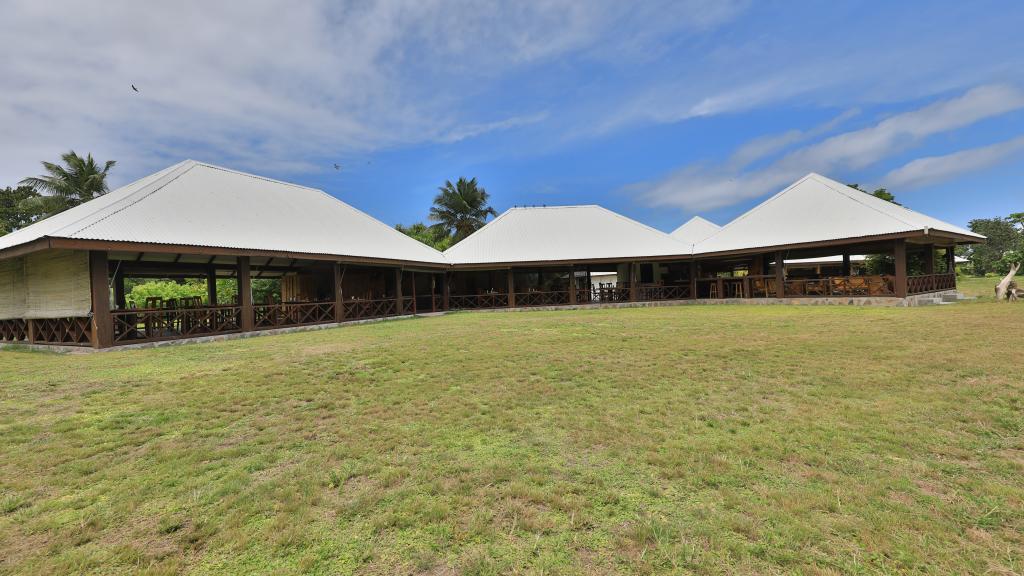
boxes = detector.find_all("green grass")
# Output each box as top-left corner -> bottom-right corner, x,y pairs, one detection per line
1,303 -> 1023,575
957,275 -> 1003,301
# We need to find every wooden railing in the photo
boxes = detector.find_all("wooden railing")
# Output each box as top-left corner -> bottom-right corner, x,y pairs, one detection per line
343,298 -> 397,320
747,275 -> 777,298
784,275 -> 895,297
254,301 -> 335,330
592,285 -> 631,303
0,318 -> 28,342
33,317 -> 93,346
449,293 -> 509,310
575,288 -> 592,304
908,273 -> 956,294
638,284 -> 692,301
515,291 -> 570,307
112,306 -> 242,344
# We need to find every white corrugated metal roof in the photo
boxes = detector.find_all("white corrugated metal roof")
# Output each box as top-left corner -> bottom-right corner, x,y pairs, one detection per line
670,216 -> 721,246
443,205 -> 691,264
0,160 -> 447,264
693,173 -> 983,255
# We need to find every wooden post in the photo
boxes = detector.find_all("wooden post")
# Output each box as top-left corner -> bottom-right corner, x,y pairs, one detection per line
568,266 -> 577,305
689,260 -> 697,299
89,250 -> 114,349
629,262 -> 638,302
774,251 -> 786,298
946,246 -> 956,274
507,269 -> 515,308
113,266 -> 126,309
716,277 -> 724,299
411,271 -> 417,314
26,319 -> 36,344
238,256 -> 254,332
841,251 -> 851,277
333,262 -> 344,322
442,272 -> 450,311
395,268 -> 403,315
893,239 -> 907,297
923,245 -> 935,275
206,265 -> 218,306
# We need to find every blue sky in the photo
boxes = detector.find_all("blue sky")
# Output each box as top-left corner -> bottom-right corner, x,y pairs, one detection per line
3,1 -> 1022,233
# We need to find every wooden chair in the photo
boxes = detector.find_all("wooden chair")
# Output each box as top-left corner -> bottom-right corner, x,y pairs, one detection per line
707,282 -> 718,299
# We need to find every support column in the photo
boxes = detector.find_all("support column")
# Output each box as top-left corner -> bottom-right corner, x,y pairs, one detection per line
113,266 -> 126,309
946,246 -> 956,273
774,251 -> 786,298
26,319 -> 36,344
923,245 -> 935,275
507,269 -> 515,308
689,260 -> 697,299
206,265 -> 218,306
629,262 -> 638,302
568,266 -> 577,304
395,268 -> 403,315
89,250 -> 114,349
411,271 -> 418,314
238,256 -> 254,332
893,239 -> 907,297
333,262 -> 344,322
841,251 -> 851,277
442,272 -> 450,311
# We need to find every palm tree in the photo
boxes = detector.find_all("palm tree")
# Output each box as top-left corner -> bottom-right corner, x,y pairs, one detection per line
19,151 -> 116,217
429,177 -> 497,242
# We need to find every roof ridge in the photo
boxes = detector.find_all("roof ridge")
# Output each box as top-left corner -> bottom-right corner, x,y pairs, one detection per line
594,205 -> 691,249
442,207 -> 515,255
190,161 -> 326,193
807,173 -> 922,230
51,160 -> 197,238
693,173 -> 818,248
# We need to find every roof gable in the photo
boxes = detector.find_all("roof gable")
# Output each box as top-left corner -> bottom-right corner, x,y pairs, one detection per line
693,173 -> 983,255
670,216 -> 721,245
0,160 -> 447,264
443,205 -> 691,264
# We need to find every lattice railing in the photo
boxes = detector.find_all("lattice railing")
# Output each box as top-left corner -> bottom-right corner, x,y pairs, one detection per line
343,298 -> 398,320
592,286 -> 631,303
112,306 -> 242,343
514,291 -> 570,307
254,302 -> 335,330
908,273 -> 956,294
449,293 -> 509,309
401,297 -> 415,315
32,317 -> 92,346
0,319 -> 28,342
638,284 -> 692,301
784,275 -> 896,297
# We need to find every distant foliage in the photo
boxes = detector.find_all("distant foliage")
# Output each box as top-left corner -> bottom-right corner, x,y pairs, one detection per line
963,214 -> 1023,275
395,222 -> 454,251
846,183 -> 901,206
0,186 -> 43,235
125,278 -> 281,307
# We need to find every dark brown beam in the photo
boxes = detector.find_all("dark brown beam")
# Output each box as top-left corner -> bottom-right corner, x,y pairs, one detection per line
507,269 -> 515,308
923,245 -> 935,275
206,265 -> 218,306
893,239 -> 907,298
774,251 -> 785,298
334,262 -> 344,322
89,251 -> 114,348
395,268 -> 403,314
238,256 -> 254,331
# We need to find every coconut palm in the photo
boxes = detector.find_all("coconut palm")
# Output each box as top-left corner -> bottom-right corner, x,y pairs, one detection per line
429,177 -> 497,242
19,151 -> 116,217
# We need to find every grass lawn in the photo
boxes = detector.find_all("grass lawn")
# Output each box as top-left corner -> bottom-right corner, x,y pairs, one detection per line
1,303 -> 1023,575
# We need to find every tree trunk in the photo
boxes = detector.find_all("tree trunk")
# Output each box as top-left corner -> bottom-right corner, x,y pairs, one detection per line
995,262 -> 1020,301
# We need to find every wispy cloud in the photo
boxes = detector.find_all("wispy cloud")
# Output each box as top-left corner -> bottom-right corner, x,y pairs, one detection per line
627,85 -> 1024,211
0,0 -> 744,186
884,136 -> 1024,189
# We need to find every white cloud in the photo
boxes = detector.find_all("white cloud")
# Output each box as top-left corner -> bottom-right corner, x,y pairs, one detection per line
0,0 -> 744,187
884,136 -> 1024,189
628,85 -> 1024,211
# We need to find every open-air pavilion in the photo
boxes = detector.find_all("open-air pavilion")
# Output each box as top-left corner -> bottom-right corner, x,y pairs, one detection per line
0,163 -> 983,349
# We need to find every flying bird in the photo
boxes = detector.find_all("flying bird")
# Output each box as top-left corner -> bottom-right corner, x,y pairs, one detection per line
333,163 -> 341,170
131,84 -> 139,92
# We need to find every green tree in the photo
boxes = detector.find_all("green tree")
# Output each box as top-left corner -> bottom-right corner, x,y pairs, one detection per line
847,183 -> 900,205
0,186 -> 42,235
963,217 -> 1022,275
19,151 -> 116,218
428,177 -> 497,243
395,222 -> 453,251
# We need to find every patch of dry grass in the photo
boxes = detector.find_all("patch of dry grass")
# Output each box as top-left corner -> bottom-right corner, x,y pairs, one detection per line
1,302 -> 1022,574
